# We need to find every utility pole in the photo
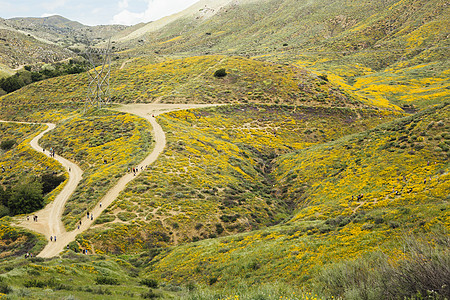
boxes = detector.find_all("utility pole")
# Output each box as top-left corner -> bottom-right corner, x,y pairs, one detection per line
85,39 -> 111,110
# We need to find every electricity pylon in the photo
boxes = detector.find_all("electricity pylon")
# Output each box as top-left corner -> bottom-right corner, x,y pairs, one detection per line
85,39 -> 111,110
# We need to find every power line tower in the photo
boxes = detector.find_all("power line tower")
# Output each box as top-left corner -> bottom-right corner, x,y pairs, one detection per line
85,40 -> 112,110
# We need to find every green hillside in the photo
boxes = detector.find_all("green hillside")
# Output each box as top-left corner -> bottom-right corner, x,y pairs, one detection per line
116,0 -> 449,109
1,54 -> 391,122
74,105 -> 400,254
0,0 -> 448,299
140,103 -> 449,296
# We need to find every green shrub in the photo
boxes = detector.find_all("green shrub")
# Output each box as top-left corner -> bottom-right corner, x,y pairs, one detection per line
140,278 -> 158,288
213,68 -> 227,78
94,276 -> 119,285
316,235 -> 450,300
0,139 -> 15,150
0,278 -> 12,294
141,288 -> 159,299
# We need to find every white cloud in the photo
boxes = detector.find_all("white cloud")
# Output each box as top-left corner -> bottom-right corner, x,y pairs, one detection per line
112,9 -> 145,25
41,13 -> 55,18
111,0 -> 198,25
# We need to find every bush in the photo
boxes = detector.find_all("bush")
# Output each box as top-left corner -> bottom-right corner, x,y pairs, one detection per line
24,279 -> 46,288
0,278 -> 12,294
213,68 -> 227,78
141,289 -> 159,299
41,172 -> 65,194
94,276 -> 119,285
316,235 -> 450,300
7,180 -> 44,215
0,139 -> 16,150
140,278 -> 158,288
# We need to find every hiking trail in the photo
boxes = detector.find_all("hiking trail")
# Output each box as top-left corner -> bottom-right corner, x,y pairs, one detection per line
10,104 -> 214,258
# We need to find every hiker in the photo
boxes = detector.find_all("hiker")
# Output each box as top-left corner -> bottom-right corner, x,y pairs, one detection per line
50,236 -> 53,242
99,202 -> 102,208
54,236 -> 56,242
87,212 -> 90,219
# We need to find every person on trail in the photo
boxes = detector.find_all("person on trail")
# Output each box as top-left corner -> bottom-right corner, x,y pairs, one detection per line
99,202 -> 102,208
87,212 -> 89,219
91,215 -> 93,220
50,236 -> 53,242
54,236 -> 56,242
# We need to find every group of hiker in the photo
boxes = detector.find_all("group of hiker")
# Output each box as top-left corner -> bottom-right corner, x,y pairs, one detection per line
129,165 -> 148,176
43,147 -> 56,158
350,161 -> 438,202
1,165 -> 11,173
27,215 -> 38,222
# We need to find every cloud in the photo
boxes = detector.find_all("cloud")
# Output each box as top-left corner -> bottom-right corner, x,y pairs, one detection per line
111,0 -> 198,25
41,13 -> 56,18
112,9 -> 145,25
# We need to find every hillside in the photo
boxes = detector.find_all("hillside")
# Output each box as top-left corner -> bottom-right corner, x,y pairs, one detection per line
0,27 -> 73,74
0,0 -> 448,299
113,0 -> 449,109
2,15 -> 127,48
0,15 -> 126,77
74,104 -> 400,254
0,54 -> 395,122
139,103 -> 449,294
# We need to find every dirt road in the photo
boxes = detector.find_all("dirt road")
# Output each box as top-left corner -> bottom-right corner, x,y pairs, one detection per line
9,104 -> 215,258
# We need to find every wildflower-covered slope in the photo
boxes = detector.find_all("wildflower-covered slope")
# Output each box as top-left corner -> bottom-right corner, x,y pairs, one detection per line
74,104 -> 401,254
0,55 -> 387,118
115,0 -> 449,109
140,103 -> 448,288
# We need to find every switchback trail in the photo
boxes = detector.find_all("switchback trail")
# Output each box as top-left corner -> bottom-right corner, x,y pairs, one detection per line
10,104 -> 215,258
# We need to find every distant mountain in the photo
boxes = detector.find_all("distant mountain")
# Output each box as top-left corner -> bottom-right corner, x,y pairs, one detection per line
0,15 -> 128,76
0,26 -> 73,73
3,15 -> 128,48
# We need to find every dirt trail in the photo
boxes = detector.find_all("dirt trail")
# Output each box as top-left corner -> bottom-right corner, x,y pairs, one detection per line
1,121 -> 83,253
8,104 -> 215,258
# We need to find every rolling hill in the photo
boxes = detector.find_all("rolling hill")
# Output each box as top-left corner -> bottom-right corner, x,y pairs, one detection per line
0,0 -> 448,299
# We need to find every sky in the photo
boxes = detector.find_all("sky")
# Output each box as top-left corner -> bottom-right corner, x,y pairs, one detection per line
0,0 -> 200,26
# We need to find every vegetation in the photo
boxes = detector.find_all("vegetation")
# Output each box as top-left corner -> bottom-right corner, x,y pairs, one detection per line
76,104 -> 400,254
0,0 -> 448,298
0,59 -> 88,94
38,108 -> 153,229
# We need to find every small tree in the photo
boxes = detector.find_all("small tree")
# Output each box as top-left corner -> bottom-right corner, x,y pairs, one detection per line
8,180 -> 44,215
214,68 -> 227,78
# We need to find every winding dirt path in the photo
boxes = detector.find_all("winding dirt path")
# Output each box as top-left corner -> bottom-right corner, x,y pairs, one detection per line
9,104 -> 215,258
1,120 -> 84,253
